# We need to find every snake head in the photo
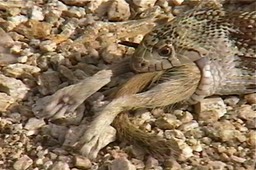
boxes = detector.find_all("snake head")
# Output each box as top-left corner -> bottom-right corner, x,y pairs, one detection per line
130,31 -> 205,73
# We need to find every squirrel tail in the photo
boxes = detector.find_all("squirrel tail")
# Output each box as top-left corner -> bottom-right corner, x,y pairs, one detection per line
112,112 -> 181,159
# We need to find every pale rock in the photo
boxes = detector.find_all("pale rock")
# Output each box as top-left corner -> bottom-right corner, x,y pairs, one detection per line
0,93 -> 15,112
145,157 -> 161,170
155,114 -> 182,130
248,131 -> 256,147
224,96 -> 240,106
37,70 -> 61,95
231,155 -> 246,163
178,120 -> 199,131
13,155 -> 33,170
108,0 -> 131,21
110,157 -> 136,170
3,63 -> 41,78
133,0 -> 157,9
17,55 -> 28,63
74,155 -> 92,169
7,15 -> 28,30
195,97 -> 227,122
244,93 -> 256,104
30,6 -> 44,21
238,105 -> 256,120
88,0 -> 112,16
179,111 -> 194,123
0,74 -> 29,100
187,139 -> 203,152
24,118 -> 45,130
101,44 -> 123,63
63,7 -> 86,18
171,0 -> 185,5
50,161 -> 70,170
164,130 -> 192,158
40,40 -> 57,52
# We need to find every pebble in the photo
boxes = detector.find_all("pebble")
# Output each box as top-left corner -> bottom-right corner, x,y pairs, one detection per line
0,93 -> 15,112
224,96 -> 240,106
24,118 -> 45,130
0,74 -> 29,100
63,7 -> 86,18
145,157 -> 161,170
244,93 -> 256,104
246,118 -> 256,129
248,131 -> 256,147
4,63 -> 41,78
37,70 -> 61,95
178,120 -> 199,131
13,155 -> 33,170
40,40 -> 57,52
133,0 -> 158,9
238,105 -> 256,120
155,114 -> 182,130
50,161 -> 70,170
110,157 -> 136,170
30,6 -> 44,21
179,111 -> 194,123
195,97 -> 227,122
74,155 -> 92,169
108,0 -> 131,21
231,155 -> 246,163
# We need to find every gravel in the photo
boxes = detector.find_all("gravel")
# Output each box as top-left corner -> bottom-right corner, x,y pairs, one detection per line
0,0 -> 255,169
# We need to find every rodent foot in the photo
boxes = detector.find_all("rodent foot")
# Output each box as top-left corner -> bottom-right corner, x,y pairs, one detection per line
77,125 -> 116,159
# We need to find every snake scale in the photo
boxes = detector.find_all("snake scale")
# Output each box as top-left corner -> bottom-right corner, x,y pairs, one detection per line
111,1 -> 256,158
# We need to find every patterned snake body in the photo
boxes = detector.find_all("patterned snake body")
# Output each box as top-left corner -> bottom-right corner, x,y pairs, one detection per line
131,6 -> 256,103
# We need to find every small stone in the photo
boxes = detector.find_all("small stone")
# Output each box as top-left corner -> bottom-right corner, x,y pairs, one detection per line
231,155 -> 246,163
145,157 -> 161,170
51,161 -> 70,170
238,105 -> 256,120
63,7 -> 86,18
24,118 -> 45,130
187,139 -> 203,152
224,96 -> 240,106
3,63 -> 41,78
74,155 -> 92,169
164,129 -> 185,140
0,93 -> 15,112
7,15 -> 28,30
37,70 -> 61,95
108,0 -> 131,21
30,6 -> 44,21
244,93 -> 256,104
171,0 -> 185,5
40,40 -> 57,52
248,131 -> 256,147
13,155 -> 33,170
133,0 -> 157,9
101,44 -> 123,63
0,74 -> 29,100
110,157 -> 136,170
155,114 -> 182,130
179,111 -> 194,123
195,97 -> 227,122
178,120 -> 199,131
208,161 -> 226,169
246,118 -> 256,129
164,159 -> 181,169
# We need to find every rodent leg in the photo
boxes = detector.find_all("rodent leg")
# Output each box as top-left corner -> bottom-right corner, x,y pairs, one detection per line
77,64 -> 201,159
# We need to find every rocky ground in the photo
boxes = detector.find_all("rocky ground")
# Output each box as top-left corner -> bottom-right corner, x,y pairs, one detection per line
0,0 -> 255,169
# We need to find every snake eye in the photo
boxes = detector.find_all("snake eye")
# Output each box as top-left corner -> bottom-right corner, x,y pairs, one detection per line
158,46 -> 172,56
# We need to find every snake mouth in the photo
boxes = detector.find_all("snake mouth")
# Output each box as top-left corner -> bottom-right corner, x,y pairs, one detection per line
131,59 -> 175,73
